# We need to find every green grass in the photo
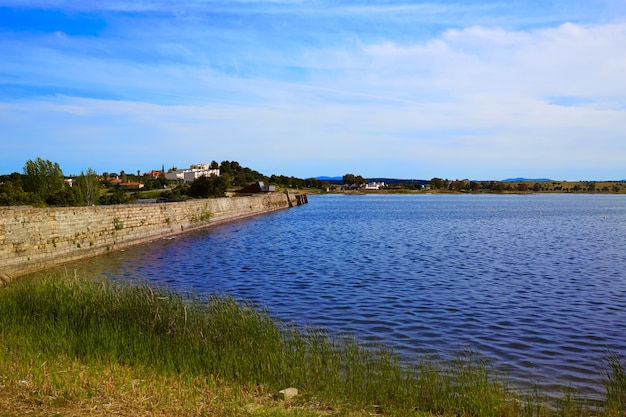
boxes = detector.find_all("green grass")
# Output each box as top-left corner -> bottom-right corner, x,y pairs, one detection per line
602,351 -> 626,413
1,275 -> 625,416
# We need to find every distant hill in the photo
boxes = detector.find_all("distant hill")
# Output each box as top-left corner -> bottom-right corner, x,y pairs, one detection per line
502,178 -> 552,182
316,176 -> 343,181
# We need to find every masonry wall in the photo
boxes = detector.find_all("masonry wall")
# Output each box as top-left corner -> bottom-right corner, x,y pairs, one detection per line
0,193 -> 296,283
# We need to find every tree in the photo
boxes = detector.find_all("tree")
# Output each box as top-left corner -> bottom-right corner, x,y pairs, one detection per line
74,168 -> 100,206
46,188 -> 76,206
0,178 -> 39,206
23,157 -> 65,203
430,178 -> 444,189
188,174 -> 229,198
157,170 -> 168,188
230,161 -> 241,172
343,174 -> 356,185
451,180 -> 467,192
219,161 -> 232,175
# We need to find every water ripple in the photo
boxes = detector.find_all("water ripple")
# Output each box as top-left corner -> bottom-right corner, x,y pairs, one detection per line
43,194 -> 626,400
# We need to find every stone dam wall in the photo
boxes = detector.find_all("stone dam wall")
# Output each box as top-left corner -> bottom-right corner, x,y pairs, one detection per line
0,192 -> 304,283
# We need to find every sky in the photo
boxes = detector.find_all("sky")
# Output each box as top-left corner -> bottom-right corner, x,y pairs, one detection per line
1,1 -> 626,180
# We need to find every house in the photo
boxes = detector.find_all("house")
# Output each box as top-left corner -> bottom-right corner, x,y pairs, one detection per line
119,181 -> 144,190
144,170 -> 162,179
236,181 -> 276,194
365,182 -> 385,190
165,164 -> 220,182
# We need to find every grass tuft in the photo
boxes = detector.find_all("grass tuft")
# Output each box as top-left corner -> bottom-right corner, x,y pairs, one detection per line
602,351 -> 626,413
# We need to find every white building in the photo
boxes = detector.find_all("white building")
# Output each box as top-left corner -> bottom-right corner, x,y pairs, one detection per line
365,181 -> 385,190
165,164 -> 220,182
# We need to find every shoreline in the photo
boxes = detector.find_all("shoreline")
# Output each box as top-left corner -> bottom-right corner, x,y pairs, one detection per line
0,192 -> 306,283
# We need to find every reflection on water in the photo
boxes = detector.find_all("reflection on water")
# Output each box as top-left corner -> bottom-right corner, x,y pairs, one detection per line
37,194 -> 626,399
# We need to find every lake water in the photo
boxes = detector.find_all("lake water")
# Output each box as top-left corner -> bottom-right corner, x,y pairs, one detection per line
42,194 -> 626,399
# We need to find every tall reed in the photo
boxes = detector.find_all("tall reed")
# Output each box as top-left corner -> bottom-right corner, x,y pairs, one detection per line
602,351 -> 626,414
1,275 -> 625,416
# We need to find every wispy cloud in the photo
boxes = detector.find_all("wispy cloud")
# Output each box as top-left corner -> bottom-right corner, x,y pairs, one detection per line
1,1 -> 625,179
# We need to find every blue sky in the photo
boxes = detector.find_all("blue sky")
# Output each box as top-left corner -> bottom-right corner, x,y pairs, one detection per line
1,1 -> 625,180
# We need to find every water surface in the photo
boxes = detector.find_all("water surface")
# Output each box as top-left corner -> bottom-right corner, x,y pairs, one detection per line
44,194 -> 626,398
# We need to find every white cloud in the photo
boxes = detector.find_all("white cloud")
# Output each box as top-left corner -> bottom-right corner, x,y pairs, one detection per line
1,2 -> 626,179
352,21 -> 626,102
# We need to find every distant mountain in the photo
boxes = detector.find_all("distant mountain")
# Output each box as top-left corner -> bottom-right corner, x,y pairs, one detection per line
316,176 -> 343,181
502,178 -> 552,182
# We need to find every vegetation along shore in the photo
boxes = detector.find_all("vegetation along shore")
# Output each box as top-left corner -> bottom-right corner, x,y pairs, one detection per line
1,275 -> 625,416
2,158 -> 625,208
